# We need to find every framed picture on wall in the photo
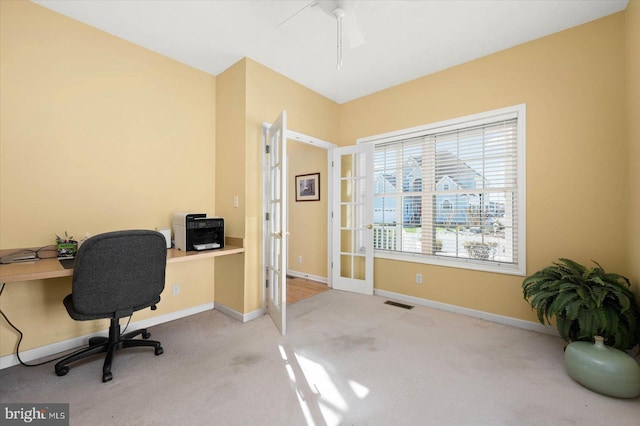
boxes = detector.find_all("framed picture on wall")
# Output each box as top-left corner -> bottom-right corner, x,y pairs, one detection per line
295,173 -> 320,202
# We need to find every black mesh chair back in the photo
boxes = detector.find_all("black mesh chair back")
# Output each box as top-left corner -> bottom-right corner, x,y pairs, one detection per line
71,230 -> 167,319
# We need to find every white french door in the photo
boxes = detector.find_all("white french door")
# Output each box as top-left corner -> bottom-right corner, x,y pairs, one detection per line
331,144 -> 374,295
265,111 -> 287,335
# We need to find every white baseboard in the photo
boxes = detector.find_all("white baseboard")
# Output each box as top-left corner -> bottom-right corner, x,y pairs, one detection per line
0,303 -> 214,370
286,270 -> 328,284
214,302 -> 263,323
243,308 -> 264,322
374,289 -> 559,337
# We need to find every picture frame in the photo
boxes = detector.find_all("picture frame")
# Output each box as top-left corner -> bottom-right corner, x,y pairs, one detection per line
295,173 -> 320,202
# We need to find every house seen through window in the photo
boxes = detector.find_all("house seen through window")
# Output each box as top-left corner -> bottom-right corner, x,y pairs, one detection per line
364,104 -> 526,275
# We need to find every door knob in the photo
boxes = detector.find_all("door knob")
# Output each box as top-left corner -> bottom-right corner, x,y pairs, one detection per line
365,224 -> 373,229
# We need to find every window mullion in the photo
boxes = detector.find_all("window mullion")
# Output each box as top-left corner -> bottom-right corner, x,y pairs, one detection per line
422,136 -> 435,254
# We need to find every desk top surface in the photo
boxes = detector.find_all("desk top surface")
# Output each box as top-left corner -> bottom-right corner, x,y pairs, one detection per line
0,246 -> 245,284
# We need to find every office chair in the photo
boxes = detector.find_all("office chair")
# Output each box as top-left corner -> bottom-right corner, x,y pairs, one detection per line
54,230 -> 167,382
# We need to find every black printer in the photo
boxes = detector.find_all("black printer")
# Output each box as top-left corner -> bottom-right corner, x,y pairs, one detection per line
173,213 -> 224,251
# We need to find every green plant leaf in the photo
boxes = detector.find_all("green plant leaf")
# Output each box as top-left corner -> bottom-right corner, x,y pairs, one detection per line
557,258 -> 586,275
577,309 -> 597,340
549,291 -> 579,319
556,316 -> 573,342
564,297 -> 581,321
586,285 -> 607,307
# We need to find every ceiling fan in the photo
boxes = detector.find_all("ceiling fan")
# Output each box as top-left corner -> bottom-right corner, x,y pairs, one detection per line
277,0 -> 365,70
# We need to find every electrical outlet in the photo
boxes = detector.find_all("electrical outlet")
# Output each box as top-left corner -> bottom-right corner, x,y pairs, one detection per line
172,284 -> 180,296
297,256 -> 302,264
416,273 -> 423,284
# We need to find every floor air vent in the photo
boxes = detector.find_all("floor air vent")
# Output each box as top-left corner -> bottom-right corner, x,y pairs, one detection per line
384,300 -> 414,310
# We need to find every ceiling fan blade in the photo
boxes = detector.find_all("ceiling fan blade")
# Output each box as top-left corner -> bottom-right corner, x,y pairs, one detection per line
344,13 -> 365,48
276,0 -> 318,29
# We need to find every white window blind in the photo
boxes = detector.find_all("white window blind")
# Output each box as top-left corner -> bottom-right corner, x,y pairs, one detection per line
367,105 -> 525,275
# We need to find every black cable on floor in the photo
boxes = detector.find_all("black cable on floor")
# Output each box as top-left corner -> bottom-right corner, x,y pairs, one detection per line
0,283 -> 90,367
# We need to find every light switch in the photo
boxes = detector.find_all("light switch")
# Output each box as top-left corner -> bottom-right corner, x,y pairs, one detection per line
234,195 -> 239,208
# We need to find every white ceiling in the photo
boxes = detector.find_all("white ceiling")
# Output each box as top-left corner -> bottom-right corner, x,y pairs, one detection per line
34,0 -> 628,104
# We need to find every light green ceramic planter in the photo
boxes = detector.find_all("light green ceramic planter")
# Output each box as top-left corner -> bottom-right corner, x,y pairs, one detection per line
564,336 -> 640,399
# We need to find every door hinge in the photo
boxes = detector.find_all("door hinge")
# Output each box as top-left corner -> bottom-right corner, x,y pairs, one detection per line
265,145 -> 270,154
265,279 -> 269,288
266,212 -> 270,221
331,160 -> 334,167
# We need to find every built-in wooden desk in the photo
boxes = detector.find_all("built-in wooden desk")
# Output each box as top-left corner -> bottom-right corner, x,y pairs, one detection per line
0,245 -> 245,284
166,245 -> 245,263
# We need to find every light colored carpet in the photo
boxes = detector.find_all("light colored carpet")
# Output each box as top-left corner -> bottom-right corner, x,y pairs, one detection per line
1,290 -> 638,425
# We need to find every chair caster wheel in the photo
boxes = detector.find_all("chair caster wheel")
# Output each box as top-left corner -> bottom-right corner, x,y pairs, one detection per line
55,366 -> 69,376
142,331 -> 151,339
155,347 -> 164,356
102,372 -> 113,382
89,336 -> 105,346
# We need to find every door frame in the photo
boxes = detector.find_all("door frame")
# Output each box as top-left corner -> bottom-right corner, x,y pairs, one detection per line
261,121 -> 337,316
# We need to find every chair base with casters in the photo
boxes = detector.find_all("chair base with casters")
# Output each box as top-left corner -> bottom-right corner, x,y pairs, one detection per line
55,314 -> 163,383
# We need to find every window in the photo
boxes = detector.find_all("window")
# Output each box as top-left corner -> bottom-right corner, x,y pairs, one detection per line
362,104 -> 526,275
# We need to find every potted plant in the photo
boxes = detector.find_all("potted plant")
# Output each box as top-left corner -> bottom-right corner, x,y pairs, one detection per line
522,258 -> 640,351
463,241 -> 497,260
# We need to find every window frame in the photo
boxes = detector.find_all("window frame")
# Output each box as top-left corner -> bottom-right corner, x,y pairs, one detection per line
358,104 -> 526,276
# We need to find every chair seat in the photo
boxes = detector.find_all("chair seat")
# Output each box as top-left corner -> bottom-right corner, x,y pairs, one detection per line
63,294 -> 161,321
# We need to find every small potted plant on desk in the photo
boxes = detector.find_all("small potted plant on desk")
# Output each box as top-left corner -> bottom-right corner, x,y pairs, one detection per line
522,258 -> 640,398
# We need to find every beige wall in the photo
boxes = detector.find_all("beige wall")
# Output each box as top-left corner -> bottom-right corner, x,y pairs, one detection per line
214,58 -> 338,314
215,60 -> 247,239
214,60 -> 247,313
627,1 -> 640,295
243,59 -> 339,313
340,11 -> 629,321
288,142 -> 329,279
0,1 -> 217,356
